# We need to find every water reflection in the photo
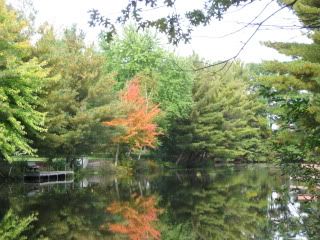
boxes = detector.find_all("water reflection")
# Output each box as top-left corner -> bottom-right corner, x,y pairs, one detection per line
0,164 -> 319,239
156,166 -> 274,240
102,195 -> 161,240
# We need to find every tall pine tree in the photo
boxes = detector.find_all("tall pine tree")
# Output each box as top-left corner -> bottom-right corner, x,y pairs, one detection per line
33,26 -> 116,160
258,0 -> 320,162
172,62 -> 269,164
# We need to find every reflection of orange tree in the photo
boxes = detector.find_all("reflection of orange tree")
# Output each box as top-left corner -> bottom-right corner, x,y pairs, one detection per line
103,78 -> 161,150
103,195 -> 161,240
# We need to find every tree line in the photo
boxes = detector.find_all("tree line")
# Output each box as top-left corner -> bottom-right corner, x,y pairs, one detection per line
0,0 -> 320,171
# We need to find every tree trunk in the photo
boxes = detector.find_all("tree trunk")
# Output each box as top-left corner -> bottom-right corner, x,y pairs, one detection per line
8,166 -> 13,177
176,152 -> 184,165
138,181 -> 143,196
137,148 -> 143,161
114,177 -> 120,199
115,144 -> 120,166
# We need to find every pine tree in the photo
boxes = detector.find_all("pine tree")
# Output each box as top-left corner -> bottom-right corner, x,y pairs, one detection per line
258,0 -> 320,162
175,63 -> 269,163
33,26 -> 116,160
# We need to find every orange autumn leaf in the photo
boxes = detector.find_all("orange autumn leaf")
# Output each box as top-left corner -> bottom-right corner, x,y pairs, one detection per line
121,78 -> 145,105
103,78 -> 161,149
104,196 -> 161,240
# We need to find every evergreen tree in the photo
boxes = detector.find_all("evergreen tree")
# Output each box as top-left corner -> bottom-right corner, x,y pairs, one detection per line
0,0 -> 47,161
257,0 -> 320,162
33,26 -> 116,160
173,63 -> 269,163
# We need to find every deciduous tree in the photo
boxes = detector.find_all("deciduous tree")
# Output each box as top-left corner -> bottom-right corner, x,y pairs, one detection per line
0,0 -> 47,161
89,0 -> 252,45
104,78 -> 161,152
101,26 -> 194,127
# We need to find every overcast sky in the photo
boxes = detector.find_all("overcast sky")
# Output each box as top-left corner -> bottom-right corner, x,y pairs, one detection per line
8,0 -> 311,63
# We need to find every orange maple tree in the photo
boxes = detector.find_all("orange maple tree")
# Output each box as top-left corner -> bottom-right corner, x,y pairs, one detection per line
103,195 -> 161,240
103,78 -> 160,149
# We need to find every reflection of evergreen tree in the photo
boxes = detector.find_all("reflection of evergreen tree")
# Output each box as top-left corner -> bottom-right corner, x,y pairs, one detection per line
156,166 -> 281,240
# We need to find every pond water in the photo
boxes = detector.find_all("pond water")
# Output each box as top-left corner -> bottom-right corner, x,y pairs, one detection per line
0,164 -> 319,239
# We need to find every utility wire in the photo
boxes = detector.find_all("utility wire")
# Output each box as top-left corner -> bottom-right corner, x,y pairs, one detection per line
213,0 -> 275,39
235,22 -> 305,30
193,0 -> 298,72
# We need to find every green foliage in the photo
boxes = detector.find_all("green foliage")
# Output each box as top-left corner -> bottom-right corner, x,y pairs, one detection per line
101,26 -> 163,89
0,209 -> 37,240
283,0 -> 320,29
192,63 -> 266,160
256,0 -> 320,162
159,220 -> 196,240
101,26 -> 194,126
89,0 -> 250,45
0,0 -> 47,161
157,166 -> 279,239
169,62 -> 270,163
32,26 -> 117,159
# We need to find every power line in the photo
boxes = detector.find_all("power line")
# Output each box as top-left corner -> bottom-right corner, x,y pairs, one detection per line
212,0 -> 275,39
235,22 -> 306,30
193,0 -> 298,72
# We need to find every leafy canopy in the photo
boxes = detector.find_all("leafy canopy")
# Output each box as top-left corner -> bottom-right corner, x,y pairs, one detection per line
0,0 -> 47,161
89,0 -> 250,45
101,26 -> 194,123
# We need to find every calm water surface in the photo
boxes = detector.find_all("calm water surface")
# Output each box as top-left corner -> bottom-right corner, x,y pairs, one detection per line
0,164 -> 319,239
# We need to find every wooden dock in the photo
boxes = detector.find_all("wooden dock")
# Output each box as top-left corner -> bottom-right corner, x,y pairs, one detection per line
24,171 -> 74,183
